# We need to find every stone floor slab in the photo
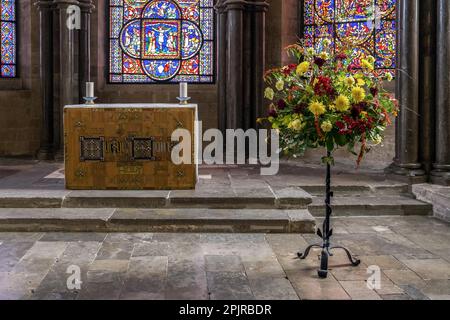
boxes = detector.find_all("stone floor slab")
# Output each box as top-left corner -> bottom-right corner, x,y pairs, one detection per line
400,259 -> 450,280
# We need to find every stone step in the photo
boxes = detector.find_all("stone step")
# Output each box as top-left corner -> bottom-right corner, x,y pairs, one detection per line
0,208 -> 316,233
309,196 -> 432,217
0,188 -> 313,209
300,183 -> 409,196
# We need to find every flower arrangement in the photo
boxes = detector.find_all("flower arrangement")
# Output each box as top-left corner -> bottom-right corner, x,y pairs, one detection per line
261,41 -> 398,165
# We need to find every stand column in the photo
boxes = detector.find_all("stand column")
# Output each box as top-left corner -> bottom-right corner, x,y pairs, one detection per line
35,0 -> 54,160
432,0 -> 450,185
388,0 -> 425,178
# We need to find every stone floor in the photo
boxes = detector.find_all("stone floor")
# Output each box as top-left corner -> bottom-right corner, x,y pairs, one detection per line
0,215 -> 449,300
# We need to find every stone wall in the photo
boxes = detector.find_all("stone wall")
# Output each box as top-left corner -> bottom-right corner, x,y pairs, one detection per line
0,1 -> 41,157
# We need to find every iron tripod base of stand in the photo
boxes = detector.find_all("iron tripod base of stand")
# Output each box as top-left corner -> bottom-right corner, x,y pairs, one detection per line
297,241 -> 361,279
297,152 -> 361,279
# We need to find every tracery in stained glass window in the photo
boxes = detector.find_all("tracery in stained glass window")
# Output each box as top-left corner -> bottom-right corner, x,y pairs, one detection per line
109,0 -> 214,83
303,0 -> 396,76
0,0 -> 16,78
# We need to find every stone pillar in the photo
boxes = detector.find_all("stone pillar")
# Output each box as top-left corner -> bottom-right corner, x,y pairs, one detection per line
53,0 -> 80,156
250,0 -> 267,128
217,0 -> 268,132
225,0 -> 245,129
216,0 -> 227,133
432,0 -> 450,185
388,0 -> 425,178
419,0 -> 437,176
78,0 -> 94,102
35,0 -> 54,160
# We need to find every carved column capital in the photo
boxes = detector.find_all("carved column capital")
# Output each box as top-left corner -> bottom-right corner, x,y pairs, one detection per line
52,0 -> 80,9
34,0 -> 53,10
78,0 -> 95,13
223,0 -> 247,11
221,0 -> 269,11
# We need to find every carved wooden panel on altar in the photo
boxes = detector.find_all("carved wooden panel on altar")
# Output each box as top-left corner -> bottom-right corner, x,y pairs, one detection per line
64,104 -> 197,190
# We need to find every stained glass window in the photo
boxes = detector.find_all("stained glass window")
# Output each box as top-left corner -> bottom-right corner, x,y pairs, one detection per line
0,0 -> 16,78
109,0 -> 214,83
303,0 -> 396,76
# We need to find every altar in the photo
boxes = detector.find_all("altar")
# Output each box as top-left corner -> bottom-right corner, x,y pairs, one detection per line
63,104 -> 197,190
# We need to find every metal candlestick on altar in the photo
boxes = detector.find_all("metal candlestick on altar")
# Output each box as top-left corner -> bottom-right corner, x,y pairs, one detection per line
297,151 -> 361,278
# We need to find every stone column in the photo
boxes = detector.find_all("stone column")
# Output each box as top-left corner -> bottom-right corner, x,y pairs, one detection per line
215,0 -> 227,134
53,0 -> 80,156
35,0 -> 54,160
225,0 -> 245,129
250,0 -> 268,128
217,0 -> 268,132
432,0 -> 450,185
419,0 -> 437,176
388,0 -> 425,178
78,0 -> 94,102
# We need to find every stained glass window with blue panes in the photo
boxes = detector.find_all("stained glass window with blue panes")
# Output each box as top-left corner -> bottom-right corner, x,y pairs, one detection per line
303,0 -> 396,76
109,0 -> 214,83
0,0 -> 16,78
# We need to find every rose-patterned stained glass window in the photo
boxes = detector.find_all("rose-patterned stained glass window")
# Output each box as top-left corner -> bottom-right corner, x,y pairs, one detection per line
0,0 -> 17,78
109,0 -> 215,83
302,0 -> 396,76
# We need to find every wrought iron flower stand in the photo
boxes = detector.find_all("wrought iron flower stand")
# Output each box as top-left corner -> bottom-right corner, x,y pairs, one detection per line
297,152 -> 361,278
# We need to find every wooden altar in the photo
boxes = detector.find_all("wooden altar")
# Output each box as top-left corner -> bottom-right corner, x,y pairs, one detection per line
63,104 -> 197,190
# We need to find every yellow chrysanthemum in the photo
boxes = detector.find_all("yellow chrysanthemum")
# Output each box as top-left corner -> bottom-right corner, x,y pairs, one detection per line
264,87 -> 274,100
356,78 -> 365,86
308,101 -> 326,116
352,87 -> 366,103
288,119 -> 305,132
343,76 -> 355,87
275,80 -> 284,91
361,59 -> 374,71
385,72 -> 394,82
334,95 -> 350,112
321,120 -> 333,133
306,47 -> 316,56
296,61 -> 310,76
366,55 -> 376,64
319,52 -> 329,60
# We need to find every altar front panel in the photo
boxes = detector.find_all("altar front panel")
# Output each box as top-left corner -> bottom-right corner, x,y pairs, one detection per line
64,105 -> 196,190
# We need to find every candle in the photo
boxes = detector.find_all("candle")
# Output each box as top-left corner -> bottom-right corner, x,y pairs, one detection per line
86,82 -> 94,98
180,82 -> 188,98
